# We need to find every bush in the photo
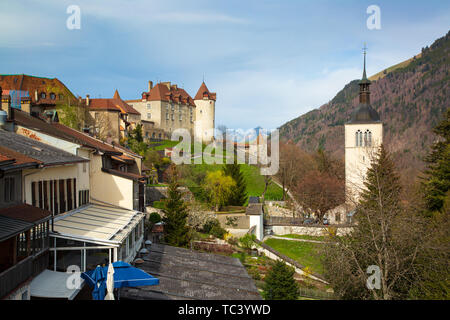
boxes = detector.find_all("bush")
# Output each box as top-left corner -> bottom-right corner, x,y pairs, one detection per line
149,212 -> 162,224
202,219 -> 227,239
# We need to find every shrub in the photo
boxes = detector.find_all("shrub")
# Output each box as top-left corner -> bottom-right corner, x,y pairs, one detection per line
202,219 -> 227,239
149,212 -> 162,224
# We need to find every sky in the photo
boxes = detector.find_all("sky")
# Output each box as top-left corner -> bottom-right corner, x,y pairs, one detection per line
0,0 -> 449,130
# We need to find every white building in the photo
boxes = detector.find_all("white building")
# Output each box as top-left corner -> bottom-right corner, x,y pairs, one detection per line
344,51 -> 383,205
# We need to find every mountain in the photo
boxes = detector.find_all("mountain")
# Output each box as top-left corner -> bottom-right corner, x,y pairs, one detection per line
279,31 -> 450,181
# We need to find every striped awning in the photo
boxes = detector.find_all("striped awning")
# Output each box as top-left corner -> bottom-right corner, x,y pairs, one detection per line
52,204 -> 145,245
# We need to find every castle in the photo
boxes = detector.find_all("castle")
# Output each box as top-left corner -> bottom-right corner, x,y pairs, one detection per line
126,81 -> 216,143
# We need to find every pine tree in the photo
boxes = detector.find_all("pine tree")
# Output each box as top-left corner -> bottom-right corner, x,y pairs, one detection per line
222,162 -> 248,206
162,165 -> 190,247
323,145 -> 422,300
263,260 -> 299,300
422,108 -> 450,214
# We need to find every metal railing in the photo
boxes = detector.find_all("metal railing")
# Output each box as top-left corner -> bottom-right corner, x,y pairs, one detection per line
0,256 -> 33,299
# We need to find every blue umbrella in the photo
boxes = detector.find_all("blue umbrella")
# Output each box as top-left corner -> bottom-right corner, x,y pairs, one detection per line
86,265 -> 107,300
82,261 -> 159,296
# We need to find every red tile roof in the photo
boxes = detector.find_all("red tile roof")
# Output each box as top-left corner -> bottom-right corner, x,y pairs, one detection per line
88,90 -> 140,115
50,122 -> 120,153
0,74 -> 77,105
0,145 -> 41,166
194,82 -> 216,101
143,82 -> 196,106
0,203 -> 51,223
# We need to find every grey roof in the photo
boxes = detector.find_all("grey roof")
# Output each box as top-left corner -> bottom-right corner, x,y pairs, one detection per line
248,196 -> 260,204
246,203 -> 263,216
348,103 -> 381,124
120,243 -> 261,300
0,215 -> 33,242
0,129 -> 87,166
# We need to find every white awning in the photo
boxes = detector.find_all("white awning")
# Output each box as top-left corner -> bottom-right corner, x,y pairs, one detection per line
30,269 -> 84,300
51,204 -> 145,245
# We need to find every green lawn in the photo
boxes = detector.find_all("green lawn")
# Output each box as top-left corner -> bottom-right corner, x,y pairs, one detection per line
277,234 -> 325,242
147,140 -> 180,151
264,238 -> 324,275
181,163 -> 283,203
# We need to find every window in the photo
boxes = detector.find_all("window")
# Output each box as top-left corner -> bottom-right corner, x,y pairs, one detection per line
366,130 -> 372,147
147,103 -> 151,110
355,130 -> 363,147
171,104 -> 174,111
147,113 -> 151,119
171,114 -> 174,121
83,162 -> 87,173
152,132 -> 155,138
59,94 -> 64,100
50,93 -> 56,100
179,113 -> 182,121
166,113 -> 169,120
4,177 -> 15,202
40,92 -> 46,99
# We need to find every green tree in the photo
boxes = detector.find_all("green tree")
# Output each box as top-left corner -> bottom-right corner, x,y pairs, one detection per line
263,260 -> 299,300
162,165 -> 190,247
203,170 -> 236,211
411,109 -> 450,299
322,145 -> 424,299
421,108 -> 450,215
222,162 -> 248,206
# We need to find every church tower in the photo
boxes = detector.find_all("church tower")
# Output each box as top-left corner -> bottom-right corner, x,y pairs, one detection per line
345,46 -> 383,204
194,82 -> 216,143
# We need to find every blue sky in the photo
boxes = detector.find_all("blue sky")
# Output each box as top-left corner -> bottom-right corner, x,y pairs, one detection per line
0,0 -> 448,130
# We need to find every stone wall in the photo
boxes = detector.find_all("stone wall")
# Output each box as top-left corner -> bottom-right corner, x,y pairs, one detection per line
269,225 -> 353,237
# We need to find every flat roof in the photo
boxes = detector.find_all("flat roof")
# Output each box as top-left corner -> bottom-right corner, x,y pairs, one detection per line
51,203 -> 144,245
120,243 -> 261,300
30,269 -> 84,300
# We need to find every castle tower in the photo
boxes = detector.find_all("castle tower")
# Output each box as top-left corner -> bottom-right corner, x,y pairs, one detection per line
194,82 -> 216,143
345,46 -> 383,204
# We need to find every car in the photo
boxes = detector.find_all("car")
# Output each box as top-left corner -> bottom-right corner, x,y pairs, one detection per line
323,218 -> 329,225
303,218 -> 314,225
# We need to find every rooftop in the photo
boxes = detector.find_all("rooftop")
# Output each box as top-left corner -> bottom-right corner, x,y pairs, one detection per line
0,129 -> 88,167
52,203 -> 145,245
0,203 -> 51,242
121,243 -> 261,300
347,103 -> 381,124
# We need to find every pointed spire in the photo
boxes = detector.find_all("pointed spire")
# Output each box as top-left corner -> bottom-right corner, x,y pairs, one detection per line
113,89 -> 120,100
362,43 -> 368,80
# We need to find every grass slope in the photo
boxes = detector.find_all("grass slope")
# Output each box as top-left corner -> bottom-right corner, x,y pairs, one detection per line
264,238 -> 324,274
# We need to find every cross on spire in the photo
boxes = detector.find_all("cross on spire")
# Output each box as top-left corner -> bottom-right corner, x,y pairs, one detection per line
362,43 -> 368,80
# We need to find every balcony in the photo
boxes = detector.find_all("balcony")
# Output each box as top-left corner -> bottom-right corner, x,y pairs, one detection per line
0,251 -> 49,299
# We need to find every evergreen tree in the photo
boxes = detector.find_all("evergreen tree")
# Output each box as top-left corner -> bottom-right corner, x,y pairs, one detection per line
422,108 -> 450,214
263,260 -> 299,300
222,162 -> 248,206
323,145 -> 422,299
162,165 -> 190,247
411,109 -> 450,299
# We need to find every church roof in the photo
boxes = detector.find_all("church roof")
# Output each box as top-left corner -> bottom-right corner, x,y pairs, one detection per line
348,103 -> 380,124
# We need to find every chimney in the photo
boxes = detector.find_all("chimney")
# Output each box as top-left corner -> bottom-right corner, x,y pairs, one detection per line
20,96 -> 31,114
86,94 -> 90,106
148,81 -> 153,91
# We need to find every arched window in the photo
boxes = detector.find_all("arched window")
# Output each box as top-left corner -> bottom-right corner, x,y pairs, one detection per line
355,130 -> 361,147
364,129 -> 372,147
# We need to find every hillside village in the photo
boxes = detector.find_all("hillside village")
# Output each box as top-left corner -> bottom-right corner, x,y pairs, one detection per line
0,31 -> 448,301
